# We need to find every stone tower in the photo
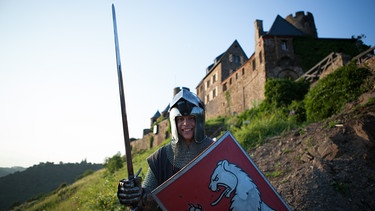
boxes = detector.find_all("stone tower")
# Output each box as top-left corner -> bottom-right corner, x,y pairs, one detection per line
285,11 -> 317,38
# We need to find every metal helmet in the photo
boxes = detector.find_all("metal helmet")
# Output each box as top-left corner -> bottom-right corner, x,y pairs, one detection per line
169,87 -> 205,144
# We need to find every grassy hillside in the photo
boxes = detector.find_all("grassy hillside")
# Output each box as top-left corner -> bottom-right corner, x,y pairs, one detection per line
11,143 -> 168,211
1,162 -> 102,211
12,61 -> 374,210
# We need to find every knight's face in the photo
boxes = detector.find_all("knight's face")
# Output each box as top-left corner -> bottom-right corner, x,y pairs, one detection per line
176,115 -> 196,143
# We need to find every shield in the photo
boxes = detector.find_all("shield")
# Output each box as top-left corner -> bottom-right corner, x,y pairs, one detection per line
152,131 -> 290,210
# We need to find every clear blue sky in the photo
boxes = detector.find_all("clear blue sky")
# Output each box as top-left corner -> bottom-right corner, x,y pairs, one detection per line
1,0 -> 374,167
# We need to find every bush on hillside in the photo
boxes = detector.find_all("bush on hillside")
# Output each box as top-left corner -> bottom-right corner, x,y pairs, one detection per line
304,62 -> 371,122
103,152 -> 123,174
264,78 -> 309,108
288,100 -> 306,123
264,79 -> 309,107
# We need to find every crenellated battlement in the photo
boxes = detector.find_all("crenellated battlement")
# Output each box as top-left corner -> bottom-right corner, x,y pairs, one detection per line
285,11 -> 317,37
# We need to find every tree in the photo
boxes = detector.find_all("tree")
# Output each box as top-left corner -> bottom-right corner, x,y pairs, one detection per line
103,152 -> 123,173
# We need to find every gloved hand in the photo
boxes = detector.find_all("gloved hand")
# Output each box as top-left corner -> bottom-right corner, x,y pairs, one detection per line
117,176 -> 143,207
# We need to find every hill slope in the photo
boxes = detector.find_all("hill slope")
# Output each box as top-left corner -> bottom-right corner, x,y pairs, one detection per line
0,162 -> 102,210
10,148 -> 158,210
0,167 -> 25,178
250,95 -> 375,210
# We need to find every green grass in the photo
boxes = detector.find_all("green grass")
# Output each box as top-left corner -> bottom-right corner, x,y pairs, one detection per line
230,108 -> 299,149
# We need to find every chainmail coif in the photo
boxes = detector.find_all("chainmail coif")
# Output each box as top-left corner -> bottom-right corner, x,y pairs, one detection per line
143,137 -> 213,191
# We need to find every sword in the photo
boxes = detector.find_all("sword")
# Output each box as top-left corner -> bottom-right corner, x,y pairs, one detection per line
111,4 -> 135,179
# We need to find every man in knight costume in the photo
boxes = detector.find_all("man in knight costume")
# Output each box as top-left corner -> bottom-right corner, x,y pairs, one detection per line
117,87 -> 214,210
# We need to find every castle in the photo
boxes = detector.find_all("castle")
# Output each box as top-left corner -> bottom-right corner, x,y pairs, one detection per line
131,11 -> 364,151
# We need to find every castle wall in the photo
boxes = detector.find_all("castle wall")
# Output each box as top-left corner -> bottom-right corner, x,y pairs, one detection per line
263,36 -> 303,80
205,91 -> 226,119
131,119 -> 170,152
130,133 -> 151,152
197,41 -> 249,119
201,61 -> 228,119
197,62 -> 222,106
205,54 -> 267,119
152,119 -> 170,147
229,56 -> 266,110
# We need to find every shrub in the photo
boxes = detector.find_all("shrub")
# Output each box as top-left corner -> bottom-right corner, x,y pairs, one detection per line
304,62 -> 371,122
264,78 -> 309,108
288,100 -> 306,123
103,152 -> 123,174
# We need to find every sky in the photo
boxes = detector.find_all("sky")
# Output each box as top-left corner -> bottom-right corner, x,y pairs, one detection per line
1,0 -> 374,168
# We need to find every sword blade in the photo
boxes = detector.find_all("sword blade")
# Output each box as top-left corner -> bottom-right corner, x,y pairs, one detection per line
111,4 -> 134,179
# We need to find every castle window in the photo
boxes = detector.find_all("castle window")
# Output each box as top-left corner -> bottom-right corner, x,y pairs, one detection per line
252,60 -> 256,71
281,40 -> 288,51
213,74 -> 217,83
233,55 -> 240,64
223,83 -> 227,92
206,80 -> 210,88
153,125 -> 158,134
242,68 -> 245,75
259,51 -> 263,64
229,78 -> 232,85
230,54 -> 240,64
236,73 -> 238,80
213,88 -> 216,98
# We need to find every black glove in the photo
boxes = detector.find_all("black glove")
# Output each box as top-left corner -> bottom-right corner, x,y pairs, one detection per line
117,177 -> 143,207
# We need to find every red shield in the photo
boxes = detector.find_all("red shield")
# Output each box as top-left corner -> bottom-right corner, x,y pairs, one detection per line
152,131 -> 290,210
